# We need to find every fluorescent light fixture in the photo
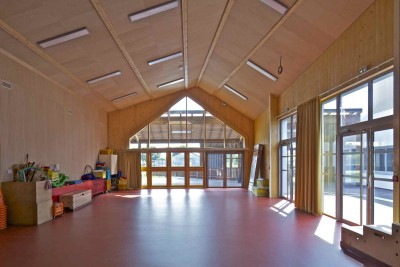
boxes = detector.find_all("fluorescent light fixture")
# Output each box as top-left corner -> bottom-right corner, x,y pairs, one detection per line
171,130 -> 192,134
260,0 -> 288,15
86,71 -> 122,84
246,60 -> 277,81
148,52 -> 182,66
223,84 -> 248,101
157,78 -> 184,88
37,27 -> 90,48
128,0 -> 179,22
112,92 -> 137,102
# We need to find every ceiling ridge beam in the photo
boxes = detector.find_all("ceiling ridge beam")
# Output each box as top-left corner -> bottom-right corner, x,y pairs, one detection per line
195,0 -> 235,87
181,0 -> 189,89
0,19 -> 118,110
90,0 -> 153,99
214,0 -> 304,94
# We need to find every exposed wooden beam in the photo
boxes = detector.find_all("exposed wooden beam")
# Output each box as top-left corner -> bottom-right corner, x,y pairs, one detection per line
0,19 -> 119,110
90,0 -> 153,99
215,0 -> 304,94
0,47 -> 75,96
196,0 -> 235,87
181,0 -> 189,89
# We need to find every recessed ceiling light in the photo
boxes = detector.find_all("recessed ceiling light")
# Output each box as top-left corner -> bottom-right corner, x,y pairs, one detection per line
157,78 -> 184,88
223,84 -> 248,101
128,0 -> 179,22
112,92 -> 138,102
246,60 -> 277,81
260,0 -> 288,15
37,27 -> 90,48
86,71 -> 122,84
148,52 -> 183,66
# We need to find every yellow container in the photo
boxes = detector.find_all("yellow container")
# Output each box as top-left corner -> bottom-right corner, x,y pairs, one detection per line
117,184 -> 127,191
256,178 -> 269,188
48,170 -> 59,180
100,149 -> 113,155
252,186 -> 269,197
94,170 -> 106,178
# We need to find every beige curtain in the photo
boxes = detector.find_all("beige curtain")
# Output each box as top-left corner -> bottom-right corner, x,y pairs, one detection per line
294,97 -> 322,215
115,151 -> 141,189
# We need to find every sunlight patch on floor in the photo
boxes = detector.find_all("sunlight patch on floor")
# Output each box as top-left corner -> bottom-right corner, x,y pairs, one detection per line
314,216 -> 337,244
270,199 -> 294,217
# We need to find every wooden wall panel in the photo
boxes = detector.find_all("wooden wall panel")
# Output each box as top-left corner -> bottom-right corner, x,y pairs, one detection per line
269,95 -> 279,198
107,86 -> 254,187
254,94 -> 279,197
278,0 -> 393,114
254,109 -> 268,180
0,52 -> 107,183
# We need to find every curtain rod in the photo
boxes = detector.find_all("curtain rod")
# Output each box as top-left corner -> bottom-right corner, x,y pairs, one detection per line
276,58 -> 394,120
319,58 -> 394,100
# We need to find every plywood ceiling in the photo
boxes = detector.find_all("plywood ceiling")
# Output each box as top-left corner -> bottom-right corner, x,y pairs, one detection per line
0,0 -> 374,119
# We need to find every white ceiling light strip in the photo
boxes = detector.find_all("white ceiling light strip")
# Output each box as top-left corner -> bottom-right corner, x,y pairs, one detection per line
129,0 -> 179,22
223,84 -> 248,101
148,52 -> 183,66
86,71 -> 122,84
246,60 -> 278,81
112,92 -> 138,102
260,0 -> 288,15
157,78 -> 184,88
37,27 -> 90,48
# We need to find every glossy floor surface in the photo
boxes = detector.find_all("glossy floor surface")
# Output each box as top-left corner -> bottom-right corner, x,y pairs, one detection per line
0,189 -> 362,267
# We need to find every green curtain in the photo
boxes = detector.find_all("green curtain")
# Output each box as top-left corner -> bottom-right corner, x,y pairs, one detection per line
294,97 -> 322,215
115,151 -> 141,189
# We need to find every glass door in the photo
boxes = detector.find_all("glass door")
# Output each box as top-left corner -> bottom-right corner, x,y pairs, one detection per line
279,142 -> 295,201
341,132 -> 365,225
207,153 -> 224,187
206,152 -> 243,188
372,128 -> 393,225
340,128 -> 394,225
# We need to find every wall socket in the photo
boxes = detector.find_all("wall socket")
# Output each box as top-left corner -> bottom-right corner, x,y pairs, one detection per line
7,170 -> 12,175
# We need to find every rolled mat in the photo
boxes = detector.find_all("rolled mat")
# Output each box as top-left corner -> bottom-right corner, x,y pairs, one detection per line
0,205 -> 7,230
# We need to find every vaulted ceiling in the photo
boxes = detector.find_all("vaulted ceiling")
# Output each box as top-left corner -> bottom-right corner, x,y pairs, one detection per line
0,0 -> 374,119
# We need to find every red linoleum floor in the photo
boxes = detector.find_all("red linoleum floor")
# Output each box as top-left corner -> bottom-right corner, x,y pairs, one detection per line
0,189 -> 363,267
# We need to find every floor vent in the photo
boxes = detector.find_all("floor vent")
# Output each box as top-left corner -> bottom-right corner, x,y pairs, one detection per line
1,80 -> 12,90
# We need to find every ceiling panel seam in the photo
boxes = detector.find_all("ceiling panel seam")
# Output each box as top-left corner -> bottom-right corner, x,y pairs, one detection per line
181,0 -> 189,89
195,0 -> 235,88
90,0 -> 153,99
214,0 -> 304,95
0,19 -> 119,110
0,47 -> 75,95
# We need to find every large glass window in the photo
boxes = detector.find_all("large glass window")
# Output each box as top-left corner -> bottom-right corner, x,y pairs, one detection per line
279,114 -> 296,201
321,99 -> 337,217
340,84 -> 368,126
372,72 -> 393,119
129,97 -> 244,149
131,97 -> 245,189
321,71 -> 394,226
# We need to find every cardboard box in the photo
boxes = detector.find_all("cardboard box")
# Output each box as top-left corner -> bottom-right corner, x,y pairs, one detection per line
257,178 -> 269,188
1,181 -> 53,225
6,200 -> 52,225
1,181 -> 52,204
